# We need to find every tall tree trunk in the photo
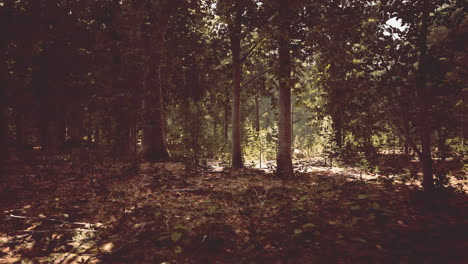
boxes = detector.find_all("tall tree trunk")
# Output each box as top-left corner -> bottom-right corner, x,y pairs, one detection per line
141,2 -> 175,161
15,110 -> 26,147
230,0 -> 243,168
0,87 -> 8,161
69,107 -> 83,143
417,1 -> 434,192
224,100 -> 229,140
437,128 -> 446,161
255,88 -> 260,133
142,54 -> 171,161
0,0 -> 11,162
39,106 -> 62,152
276,0 -> 294,178
332,111 -> 343,149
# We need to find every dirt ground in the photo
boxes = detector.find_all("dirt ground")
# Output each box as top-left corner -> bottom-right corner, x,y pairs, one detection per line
0,158 -> 467,263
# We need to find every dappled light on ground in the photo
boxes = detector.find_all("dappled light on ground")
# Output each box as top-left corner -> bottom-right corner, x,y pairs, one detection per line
1,159 -> 467,263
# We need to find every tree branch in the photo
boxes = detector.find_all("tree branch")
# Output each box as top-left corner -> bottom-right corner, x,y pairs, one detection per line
8,214 -> 98,227
240,38 -> 262,63
241,67 -> 274,93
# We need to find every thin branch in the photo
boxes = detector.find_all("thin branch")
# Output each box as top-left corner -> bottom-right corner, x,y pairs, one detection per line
13,229 -> 98,233
241,67 -> 274,92
167,188 -> 201,192
108,224 -> 146,256
240,38 -> 262,63
8,214 -> 98,227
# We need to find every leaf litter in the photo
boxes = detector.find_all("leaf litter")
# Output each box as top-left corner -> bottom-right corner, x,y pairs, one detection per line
0,160 -> 467,263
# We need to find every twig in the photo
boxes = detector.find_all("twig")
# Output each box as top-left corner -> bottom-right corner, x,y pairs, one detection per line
7,214 -> 98,227
240,67 -> 274,92
167,188 -> 201,192
253,187 -> 268,208
0,234 -> 31,245
108,224 -> 146,256
58,242 -> 84,264
87,223 -> 147,263
165,216 -> 172,230
13,229 -> 98,233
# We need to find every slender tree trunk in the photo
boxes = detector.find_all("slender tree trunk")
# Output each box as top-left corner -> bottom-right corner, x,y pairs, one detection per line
230,0 -> 243,168
276,0 -> 294,178
255,89 -> 260,133
255,88 -> 261,168
69,108 -> 83,143
437,128 -> 446,161
0,87 -> 8,161
57,111 -> 66,147
332,111 -> 343,149
404,142 -> 410,155
39,105 -> 62,152
417,1 -> 434,192
224,100 -> 229,140
0,1 -> 11,163
15,111 -> 26,147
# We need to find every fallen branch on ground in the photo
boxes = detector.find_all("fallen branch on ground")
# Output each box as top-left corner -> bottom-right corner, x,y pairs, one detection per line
7,214 -> 99,227
12,229 -> 98,233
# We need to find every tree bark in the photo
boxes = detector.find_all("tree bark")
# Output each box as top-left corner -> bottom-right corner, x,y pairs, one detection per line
224,100 -> 229,140
230,0 -> 243,168
437,128 -> 446,161
15,111 -> 26,147
332,111 -> 343,149
140,2 -> 176,161
0,88 -> 8,161
276,0 -> 294,178
0,0 -> 11,162
142,53 -> 171,161
417,1 -> 434,192
255,89 -> 260,133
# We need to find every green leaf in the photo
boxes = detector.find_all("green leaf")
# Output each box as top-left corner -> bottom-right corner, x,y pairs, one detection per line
372,202 -> 380,210
174,224 -> 187,230
302,223 -> 316,228
293,229 -> 303,235
174,245 -> 183,254
351,205 -> 361,210
352,237 -> 367,243
171,231 -> 183,242
157,235 -> 170,241
358,194 -> 369,199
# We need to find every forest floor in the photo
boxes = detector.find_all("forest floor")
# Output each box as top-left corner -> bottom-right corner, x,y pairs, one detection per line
0,156 -> 467,264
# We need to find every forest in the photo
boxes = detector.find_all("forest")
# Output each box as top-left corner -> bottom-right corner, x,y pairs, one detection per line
0,0 -> 467,263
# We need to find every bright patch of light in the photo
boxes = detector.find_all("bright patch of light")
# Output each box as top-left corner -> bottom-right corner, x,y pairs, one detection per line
386,17 -> 406,31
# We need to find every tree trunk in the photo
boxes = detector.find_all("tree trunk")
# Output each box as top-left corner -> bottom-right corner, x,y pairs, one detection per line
332,111 -> 343,149
255,88 -> 260,133
230,0 -> 243,168
39,105 -> 63,152
142,53 -> 171,161
0,88 -> 8,161
417,1 -> 434,192
69,108 -> 83,143
15,110 -> 26,147
276,0 -> 294,178
0,0 -> 11,163
141,2 -> 175,161
224,100 -> 229,140
437,128 -> 447,161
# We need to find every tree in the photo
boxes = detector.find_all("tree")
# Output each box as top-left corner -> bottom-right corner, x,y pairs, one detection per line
141,0 -> 179,161
229,0 -> 244,168
416,0 -> 434,192
276,0 -> 294,177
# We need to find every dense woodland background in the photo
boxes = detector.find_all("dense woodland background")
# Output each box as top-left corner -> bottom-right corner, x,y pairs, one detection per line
0,0 -> 467,263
